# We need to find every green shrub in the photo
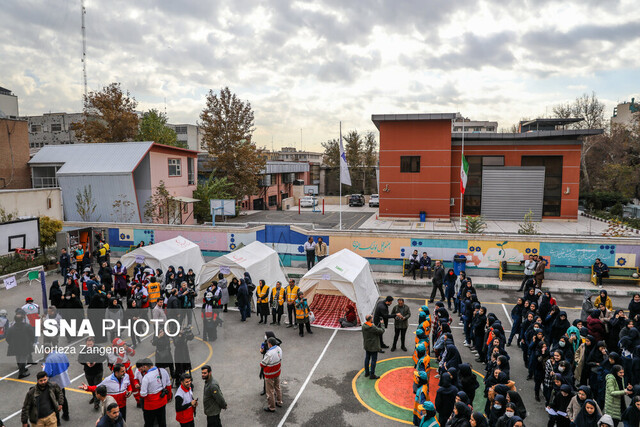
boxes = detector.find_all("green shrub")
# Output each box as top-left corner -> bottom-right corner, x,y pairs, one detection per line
581,191 -> 630,211
465,216 -> 486,234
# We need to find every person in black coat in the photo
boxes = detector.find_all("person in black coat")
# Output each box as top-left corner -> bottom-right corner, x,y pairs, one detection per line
6,312 -> 35,378
435,372 -> 459,423
49,280 -> 63,308
429,261 -> 446,303
550,311 -> 571,347
237,279 -> 250,321
459,363 -> 479,404
446,401 -> 471,427
622,395 -> 640,427
373,296 -> 395,351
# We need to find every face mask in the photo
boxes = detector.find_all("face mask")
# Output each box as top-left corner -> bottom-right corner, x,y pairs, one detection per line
264,335 -> 267,340
494,404 -> 502,410
505,411 -> 514,418
559,341 -> 566,347
559,367 -> 565,372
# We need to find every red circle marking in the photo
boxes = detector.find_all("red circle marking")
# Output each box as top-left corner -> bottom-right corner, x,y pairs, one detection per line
377,366 -> 415,410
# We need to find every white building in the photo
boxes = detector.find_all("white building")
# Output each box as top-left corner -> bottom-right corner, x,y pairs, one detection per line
611,98 -> 639,128
0,86 -> 19,119
452,116 -> 498,133
168,123 -> 204,152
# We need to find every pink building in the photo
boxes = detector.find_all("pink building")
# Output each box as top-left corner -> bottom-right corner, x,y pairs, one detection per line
29,141 -> 199,224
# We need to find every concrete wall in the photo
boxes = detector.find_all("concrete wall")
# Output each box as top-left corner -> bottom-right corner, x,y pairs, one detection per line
62,221 -> 640,283
0,119 -> 32,189
0,188 -> 63,220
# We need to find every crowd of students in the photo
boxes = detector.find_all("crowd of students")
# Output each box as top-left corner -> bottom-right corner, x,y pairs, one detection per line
409,269 -> 640,427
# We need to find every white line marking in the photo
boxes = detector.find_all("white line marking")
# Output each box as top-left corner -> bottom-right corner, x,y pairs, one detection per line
3,409 -> 21,421
502,304 -> 513,326
277,328 -> 338,427
71,373 -> 85,383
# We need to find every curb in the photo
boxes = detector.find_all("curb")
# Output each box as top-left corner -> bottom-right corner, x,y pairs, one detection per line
287,272 -> 638,297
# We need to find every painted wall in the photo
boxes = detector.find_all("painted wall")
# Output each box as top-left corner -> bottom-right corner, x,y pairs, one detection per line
97,222 -> 640,280
378,120 -> 453,218
0,188 -> 63,221
0,119 -> 31,189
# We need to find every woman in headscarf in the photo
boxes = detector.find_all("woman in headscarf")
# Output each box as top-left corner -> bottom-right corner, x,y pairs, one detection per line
552,335 -> 574,365
587,311 -> 606,346
112,260 -> 127,299
628,294 -> 640,322
229,277 -> 239,296
567,386 -> 600,424
506,391 -> 527,421
469,412 -> 489,427
524,288 -> 538,305
607,310 -> 627,352
544,304 -> 560,338
217,272 -> 229,312
507,298 -> 525,347
575,335 -> 596,386
506,417 -> 524,427
435,372 -> 459,423
176,266 -> 186,284
596,352 -> 623,407
444,268 -> 457,311
604,365 -> 630,425
488,394 -> 506,427
621,395 -> 640,427
472,306 -> 488,356
594,290 -> 613,311
419,401 -> 439,427
548,384 -> 574,427
551,311 -> 571,346
619,319 -> 640,349
185,268 -> 196,288
49,280 -> 63,308
445,401 -> 471,427
533,339 -> 550,402
459,363 -> 479,404
495,403 -> 516,427
573,399 -> 602,427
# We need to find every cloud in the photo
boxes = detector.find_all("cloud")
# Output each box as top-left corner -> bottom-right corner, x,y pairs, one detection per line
0,0 -> 639,150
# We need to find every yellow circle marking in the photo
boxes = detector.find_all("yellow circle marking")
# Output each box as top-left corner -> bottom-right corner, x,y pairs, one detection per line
374,366 -> 415,411
352,356 -> 414,425
193,336 -> 214,371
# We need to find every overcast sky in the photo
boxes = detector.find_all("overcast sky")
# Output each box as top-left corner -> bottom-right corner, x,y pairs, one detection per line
2,0 -> 639,151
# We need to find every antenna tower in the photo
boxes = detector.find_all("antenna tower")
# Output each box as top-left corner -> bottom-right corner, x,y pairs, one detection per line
81,0 -> 88,101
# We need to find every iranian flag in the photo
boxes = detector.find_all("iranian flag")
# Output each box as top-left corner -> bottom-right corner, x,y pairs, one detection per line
460,155 -> 469,194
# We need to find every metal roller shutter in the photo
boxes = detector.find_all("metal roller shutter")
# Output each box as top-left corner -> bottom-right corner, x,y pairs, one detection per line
481,166 -> 545,220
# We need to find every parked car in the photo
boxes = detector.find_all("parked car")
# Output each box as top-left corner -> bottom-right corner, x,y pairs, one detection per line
348,194 -> 365,207
300,196 -> 318,207
369,194 -> 379,207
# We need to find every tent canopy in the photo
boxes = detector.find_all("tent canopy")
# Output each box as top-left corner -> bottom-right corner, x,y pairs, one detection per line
198,241 -> 288,290
120,236 -> 205,282
298,249 -> 380,325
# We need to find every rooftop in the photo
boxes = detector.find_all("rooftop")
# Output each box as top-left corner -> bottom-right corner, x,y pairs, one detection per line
371,113 -> 457,129
451,128 -> 603,143
29,141 -> 154,175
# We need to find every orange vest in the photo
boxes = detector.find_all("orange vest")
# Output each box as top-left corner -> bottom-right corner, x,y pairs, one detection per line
147,282 -> 161,304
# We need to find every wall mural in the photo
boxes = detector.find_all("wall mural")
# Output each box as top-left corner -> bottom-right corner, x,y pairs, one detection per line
106,225 -> 640,273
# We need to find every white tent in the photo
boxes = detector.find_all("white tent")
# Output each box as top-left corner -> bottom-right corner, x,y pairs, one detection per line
298,249 -> 380,325
120,236 -> 205,282
198,241 -> 288,290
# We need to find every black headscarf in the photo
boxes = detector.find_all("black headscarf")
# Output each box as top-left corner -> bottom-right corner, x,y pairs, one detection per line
573,399 -> 601,427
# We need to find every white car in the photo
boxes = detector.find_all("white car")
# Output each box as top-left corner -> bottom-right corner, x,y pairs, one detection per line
369,194 -> 379,207
300,196 -> 318,207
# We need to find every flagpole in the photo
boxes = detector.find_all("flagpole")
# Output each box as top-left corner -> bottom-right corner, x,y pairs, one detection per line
339,121 -> 342,231
459,116 -> 465,232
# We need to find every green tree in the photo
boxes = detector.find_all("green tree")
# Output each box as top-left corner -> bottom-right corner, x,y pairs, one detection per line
76,185 -> 99,222
72,83 -> 139,143
321,138 -> 340,167
200,87 -> 265,202
192,176 -> 234,223
517,210 -> 539,235
39,216 -> 63,252
136,109 -> 182,147
0,207 -> 19,222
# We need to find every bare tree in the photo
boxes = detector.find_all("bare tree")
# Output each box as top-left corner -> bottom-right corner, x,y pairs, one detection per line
112,194 -> 136,222
76,185 -> 99,222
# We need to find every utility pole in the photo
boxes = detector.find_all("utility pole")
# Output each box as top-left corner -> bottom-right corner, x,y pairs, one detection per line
81,0 -> 88,101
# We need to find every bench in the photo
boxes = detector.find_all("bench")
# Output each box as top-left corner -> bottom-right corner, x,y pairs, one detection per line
402,259 -> 443,277
498,262 -> 526,281
591,265 -> 640,286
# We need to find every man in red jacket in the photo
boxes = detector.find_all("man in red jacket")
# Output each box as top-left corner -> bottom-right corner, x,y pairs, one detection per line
139,358 -> 172,427
260,337 -> 283,413
174,373 -> 198,427
79,363 -> 131,420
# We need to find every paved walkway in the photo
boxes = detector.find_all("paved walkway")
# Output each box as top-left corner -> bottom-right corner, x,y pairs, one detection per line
359,211 -> 613,235
285,267 -> 640,297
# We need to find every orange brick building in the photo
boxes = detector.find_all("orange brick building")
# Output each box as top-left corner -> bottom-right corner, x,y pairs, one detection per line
373,114 -> 603,220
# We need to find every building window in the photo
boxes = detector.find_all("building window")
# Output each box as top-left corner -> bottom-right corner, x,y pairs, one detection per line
400,156 -> 420,173
175,126 -> 187,134
51,123 -> 62,132
463,156 -> 505,215
168,158 -> 181,176
30,124 -> 42,133
187,157 -> 195,184
268,195 -> 277,206
521,156 -> 563,217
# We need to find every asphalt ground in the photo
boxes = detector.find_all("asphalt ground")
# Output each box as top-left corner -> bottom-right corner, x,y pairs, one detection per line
0,274 -> 632,426
224,209 -> 374,230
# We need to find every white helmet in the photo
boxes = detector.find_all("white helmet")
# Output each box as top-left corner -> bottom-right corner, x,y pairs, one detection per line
0,309 -> 7,317
205,292 -> 213,299
165,284 -> 173,291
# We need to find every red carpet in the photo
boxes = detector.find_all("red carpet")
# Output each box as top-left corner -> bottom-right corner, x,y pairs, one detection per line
309,294 -> 360,328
